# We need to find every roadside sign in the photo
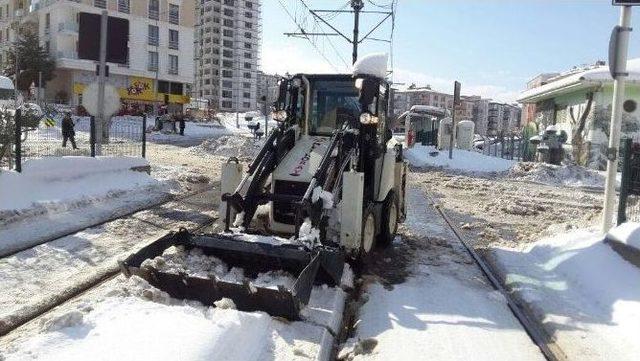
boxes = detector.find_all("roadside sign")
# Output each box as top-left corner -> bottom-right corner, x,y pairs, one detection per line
613,1 -> 640,5
453,81 -> 461,105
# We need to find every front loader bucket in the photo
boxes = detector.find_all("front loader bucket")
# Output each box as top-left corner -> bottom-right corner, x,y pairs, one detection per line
119,230 -> 345,320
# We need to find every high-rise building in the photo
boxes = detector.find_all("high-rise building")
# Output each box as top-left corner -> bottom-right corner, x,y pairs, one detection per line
0,0 -> 30,72
195,0 -> 261,113
23,0 -> 195,112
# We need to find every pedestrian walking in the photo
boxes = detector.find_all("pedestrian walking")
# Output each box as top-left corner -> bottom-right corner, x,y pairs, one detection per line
61,112 -> 78,149
178,111 -> 186,136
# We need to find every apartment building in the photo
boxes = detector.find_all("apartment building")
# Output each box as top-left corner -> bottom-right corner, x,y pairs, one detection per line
0,0 -> 30,70
26,0 -> 194,112
393,87 -> 495,135
521,72 -> 559,125
487,102 -> 521,136
195,0 -> 261,112
255,70 -> 279,107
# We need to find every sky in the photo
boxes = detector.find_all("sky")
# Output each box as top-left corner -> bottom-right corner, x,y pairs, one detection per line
260,0 -> 640,102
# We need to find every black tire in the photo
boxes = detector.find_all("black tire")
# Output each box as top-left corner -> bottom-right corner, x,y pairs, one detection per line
378,191 -> 399,247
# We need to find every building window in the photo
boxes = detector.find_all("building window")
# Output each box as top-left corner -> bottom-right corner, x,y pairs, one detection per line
245,22 -> 252,29
223,40 -> 233,47
169,4 -> 179,25
222,90 -> 232,98
223,49 -> 233,57
244,52 -> 251,59
148,51 -> 159,71
243,82 -> 251,89
245,12 -> 252,18
222,60 -> 232,68
244,32 -> 252,39
169,29 -> 179,49
169,55 -> 178,74
244,62 -> 251,69
94,0 -> 107,8
223,29 -> 233,37
243,102 -> 250,108
149,0 -> 159,20
224,0 -> 235,6
246,2 -> 253,9
244,43 -> 252,49
223,9 -> 233,16
222,80 -> 232,88
222,70 -> 233,78
223,19 -> 233,27
243,92 -> 250,98
118,0 -> 130,13
148,25 -> 159,46
243,72 -> 251,79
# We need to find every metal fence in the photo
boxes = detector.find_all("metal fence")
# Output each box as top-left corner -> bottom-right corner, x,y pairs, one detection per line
473,134 -> 536,162
617,138 -> 640,224
3,112 -> 146,172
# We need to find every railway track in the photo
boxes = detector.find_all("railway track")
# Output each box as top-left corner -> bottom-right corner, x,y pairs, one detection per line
1,185 -> 213,259
0,189 -> 217,337
425,192 -> 567,361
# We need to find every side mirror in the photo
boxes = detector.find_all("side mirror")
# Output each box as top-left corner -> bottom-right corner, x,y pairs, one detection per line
358,77 -> 380,109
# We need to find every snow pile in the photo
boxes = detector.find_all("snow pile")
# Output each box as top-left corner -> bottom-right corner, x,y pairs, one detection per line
508,162 -> 606,188
405,145 -> 515,173
189,135 -> 263,160
607,221 -> 640,252
493,226 -> 640,360
353,53 -> 388,79
0,156 -> 158,213
312,186 -> 334,209
2,273 -> 341,361
141,245 -> 297,290
299,218 -> 321,246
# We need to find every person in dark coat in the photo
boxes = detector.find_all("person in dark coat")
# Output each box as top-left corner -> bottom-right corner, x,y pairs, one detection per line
61,112 -> 78,149
178,111 -> 186,136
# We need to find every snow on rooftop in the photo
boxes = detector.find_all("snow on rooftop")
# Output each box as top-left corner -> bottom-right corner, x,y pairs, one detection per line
353,53 -> 388,79
518,58 -> 640,102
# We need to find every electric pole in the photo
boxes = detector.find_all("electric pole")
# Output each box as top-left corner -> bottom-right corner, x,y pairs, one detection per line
351,0 -> 363,64
283,0 -> 393,65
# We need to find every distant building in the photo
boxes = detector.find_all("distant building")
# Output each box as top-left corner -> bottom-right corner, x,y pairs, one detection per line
392,86 -> 495,136
195,0 -> 262,113
256,70 -> 279,108
487,102 -> 521,136
517,60 -> 640,169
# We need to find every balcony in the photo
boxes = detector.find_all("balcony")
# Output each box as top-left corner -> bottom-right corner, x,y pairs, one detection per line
118,0 -> 130,13
168,40 -> 179,50
148,36 -> 159,46
58,22 -> 79,34
169,13 -> 179,25
168,68 -> 179,75
148,9 -> 159,20
94,0 -> 107,9
57,50 -> 78,59
148,63 -> 158,72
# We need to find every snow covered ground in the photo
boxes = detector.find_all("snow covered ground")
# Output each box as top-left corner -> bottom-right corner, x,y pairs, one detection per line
405,145 -> 515,173
0,157 -> 174,256
508,162 -> 607,189
1,261 -> 348,361
490,225 -> 640,360
340,189 -> 543,361
0,190 -> 218,336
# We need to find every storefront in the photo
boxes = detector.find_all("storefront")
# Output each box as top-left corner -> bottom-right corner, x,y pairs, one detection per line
73,75 -> 190,115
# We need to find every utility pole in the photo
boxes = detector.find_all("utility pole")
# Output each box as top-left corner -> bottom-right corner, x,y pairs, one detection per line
351,0 -> 363,64
37,71 -> 42,105
263,80 -> 268,135
96,10 -> 108,155
153,16 -> 160,118
283,0 -> 393,66
602,5 -> 633,232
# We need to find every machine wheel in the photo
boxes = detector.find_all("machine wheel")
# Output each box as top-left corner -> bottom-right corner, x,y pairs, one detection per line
361,209 -> 377,254
378,191 -> 399,247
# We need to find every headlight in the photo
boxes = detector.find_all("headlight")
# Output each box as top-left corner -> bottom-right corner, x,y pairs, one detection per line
272,110 -> 287,121
360,112 -> 378,124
